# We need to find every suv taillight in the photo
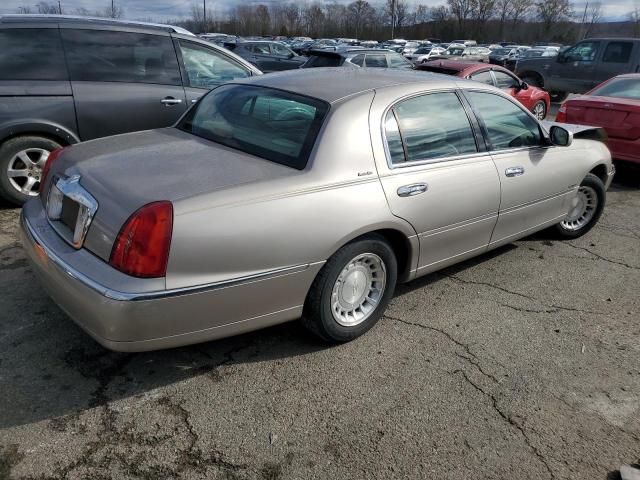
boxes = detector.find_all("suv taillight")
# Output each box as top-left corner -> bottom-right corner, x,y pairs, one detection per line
556,104 -> 567,123
109,201 -> 173,278
39,147 -> 66,193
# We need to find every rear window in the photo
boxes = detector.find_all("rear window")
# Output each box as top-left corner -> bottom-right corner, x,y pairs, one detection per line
61,29 -> 181,85
302,54 -> 343,68
0,28 -> 67,80
178,85 -> 329,169
591,78 -> 640,100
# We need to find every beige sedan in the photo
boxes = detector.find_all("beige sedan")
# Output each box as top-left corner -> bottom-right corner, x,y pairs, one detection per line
20,69 -> 614,351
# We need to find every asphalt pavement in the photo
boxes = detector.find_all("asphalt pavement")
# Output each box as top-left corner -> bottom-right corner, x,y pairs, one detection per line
0,166 -> 638,480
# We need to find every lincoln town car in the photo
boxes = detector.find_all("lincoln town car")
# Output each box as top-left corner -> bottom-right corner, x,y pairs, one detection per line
20,69 -> 615,351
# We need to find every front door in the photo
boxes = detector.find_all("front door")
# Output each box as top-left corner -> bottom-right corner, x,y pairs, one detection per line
372,90 -> 501,275
464,90 -> 577,246
61,28 -> 187,140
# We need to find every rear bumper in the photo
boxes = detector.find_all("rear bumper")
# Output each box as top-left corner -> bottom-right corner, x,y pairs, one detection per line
20,201 -> 320,352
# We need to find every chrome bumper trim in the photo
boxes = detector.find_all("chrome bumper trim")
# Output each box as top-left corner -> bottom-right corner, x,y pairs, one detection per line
22,211 -> 317,302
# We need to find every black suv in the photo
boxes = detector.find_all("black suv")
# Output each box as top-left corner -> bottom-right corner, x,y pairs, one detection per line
0,15 -> 261,204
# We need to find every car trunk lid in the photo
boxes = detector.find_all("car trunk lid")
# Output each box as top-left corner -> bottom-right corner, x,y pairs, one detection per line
45,128 -> 298,262
566,95 -> 640,141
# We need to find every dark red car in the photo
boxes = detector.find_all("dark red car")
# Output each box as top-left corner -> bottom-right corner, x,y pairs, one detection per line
417,60 -> 551,120
556,74 -> 640,165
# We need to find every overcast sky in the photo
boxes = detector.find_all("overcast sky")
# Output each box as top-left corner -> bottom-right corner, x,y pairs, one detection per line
0,0 -> 637,22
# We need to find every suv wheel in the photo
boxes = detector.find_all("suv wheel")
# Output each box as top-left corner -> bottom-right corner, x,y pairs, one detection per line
0,136 -> 61,205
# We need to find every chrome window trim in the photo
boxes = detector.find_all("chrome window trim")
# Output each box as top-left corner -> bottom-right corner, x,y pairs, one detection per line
380,88 -> 484,170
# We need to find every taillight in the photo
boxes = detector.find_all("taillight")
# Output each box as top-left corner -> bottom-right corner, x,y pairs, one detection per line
109,201 -> 173,278
39,147 -> 66,193
556,104 -> 567,123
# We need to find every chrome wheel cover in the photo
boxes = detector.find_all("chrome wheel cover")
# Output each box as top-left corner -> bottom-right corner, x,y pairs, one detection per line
331,253 -> 386,327
7,148 -> 49,196
561,186 -> 598,231
533,102 -> 546,120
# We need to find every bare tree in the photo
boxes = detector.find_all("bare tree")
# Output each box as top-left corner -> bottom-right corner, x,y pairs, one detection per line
630,4 -> 640,36
471,0 -> 497,38
536,0 -> 572,34
580,2 -> 602,38
496,0 -> 513,39
303,4 -> 325,37
447,0 -> 474,35
348,0 -> 376,38
17,6 -> 32,13
430,5 -> 451,23
510,0 -> 533,26
36,2 -> 60,14
283,3 -> 302,35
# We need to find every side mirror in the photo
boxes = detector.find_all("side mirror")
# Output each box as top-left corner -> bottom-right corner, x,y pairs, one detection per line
549,125 -> 573,147
520,81 -> 529,90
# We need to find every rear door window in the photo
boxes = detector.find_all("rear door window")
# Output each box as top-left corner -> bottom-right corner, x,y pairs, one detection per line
385,92 -> 478,164
469,70 -> 494,85
61,29 -> 181,85
365,54 -> 388,68
0,28 -> 67,80
350,54 -> 365,66
602,42 -> 634,63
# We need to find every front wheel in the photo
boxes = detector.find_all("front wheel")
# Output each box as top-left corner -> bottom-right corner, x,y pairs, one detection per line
532,100 -> 547,120
302,235 -> 397,343
553,173 -> 605,239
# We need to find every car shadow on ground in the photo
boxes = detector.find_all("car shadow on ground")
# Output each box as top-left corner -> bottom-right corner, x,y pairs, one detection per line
1,243 -> 519,430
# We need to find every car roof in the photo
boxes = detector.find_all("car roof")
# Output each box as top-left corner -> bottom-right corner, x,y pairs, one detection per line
232,68 -> 473,104
0,14 -> 194,35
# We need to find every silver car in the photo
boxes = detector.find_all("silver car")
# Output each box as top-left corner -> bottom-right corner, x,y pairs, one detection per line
20,69 -> 615,352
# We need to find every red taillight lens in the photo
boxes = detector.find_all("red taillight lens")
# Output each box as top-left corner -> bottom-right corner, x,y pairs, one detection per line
556,104 -> 567,123
39,147 -> 66,193
109,201 -> 173,278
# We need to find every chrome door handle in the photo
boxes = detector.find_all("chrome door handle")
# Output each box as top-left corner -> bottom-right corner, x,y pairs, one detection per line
160,97 -> 183,106
397,183 -> 428,197
191,98 -> 200,103
505,166 -> 525,177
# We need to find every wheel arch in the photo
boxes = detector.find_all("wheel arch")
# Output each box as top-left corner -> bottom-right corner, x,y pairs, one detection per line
0,121 -> 80,148
519,71 -> 545,88
325,224 -> 419,283
589,163 -> 609,185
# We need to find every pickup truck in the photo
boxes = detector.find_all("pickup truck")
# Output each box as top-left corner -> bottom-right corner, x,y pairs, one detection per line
515,38 -> 640,102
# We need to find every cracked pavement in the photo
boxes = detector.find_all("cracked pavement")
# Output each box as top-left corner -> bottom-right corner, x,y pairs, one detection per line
1,169 -> 639,479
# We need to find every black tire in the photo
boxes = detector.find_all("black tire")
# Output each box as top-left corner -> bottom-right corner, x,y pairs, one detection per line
553,173 -> 605,239
549,91 -> 569,103
302,234 -> 398,343
532,100 -> 547,120
0,135 -> 61,205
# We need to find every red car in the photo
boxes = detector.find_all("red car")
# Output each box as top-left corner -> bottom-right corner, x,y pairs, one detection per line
417,60 -> 551,120
556,74 -> 640,165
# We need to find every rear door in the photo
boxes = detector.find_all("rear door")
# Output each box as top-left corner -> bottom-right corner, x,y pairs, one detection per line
594,41 -> 639,86
175,39 -> 254,104
61,27 -> 187,141
372,90 -> 501,274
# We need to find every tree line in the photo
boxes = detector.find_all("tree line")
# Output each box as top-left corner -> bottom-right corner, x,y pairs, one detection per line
16,0 -> 640,43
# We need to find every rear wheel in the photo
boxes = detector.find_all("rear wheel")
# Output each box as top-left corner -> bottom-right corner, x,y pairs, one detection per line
553,173 -> 605,239
532,100 -> 547,120
0,136 -> 61,205
302,234 -> 397,343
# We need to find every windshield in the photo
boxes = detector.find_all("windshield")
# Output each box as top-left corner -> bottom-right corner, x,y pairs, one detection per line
591,78 -> 640,100
178,85 -> 329,169
493,48 -> 512,55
